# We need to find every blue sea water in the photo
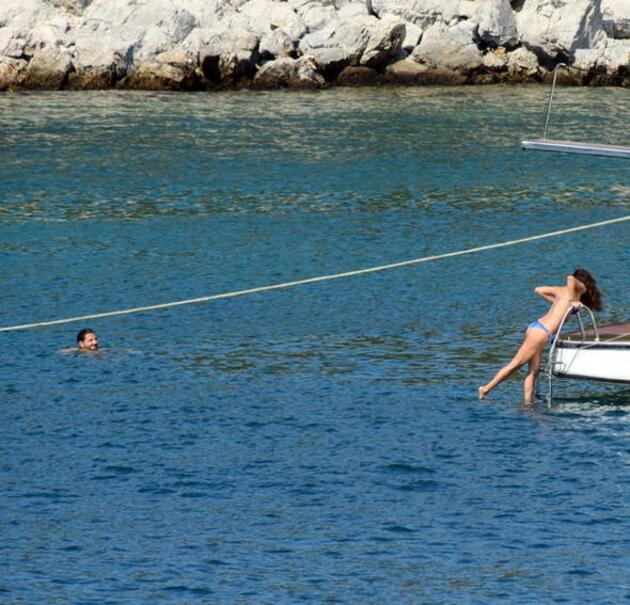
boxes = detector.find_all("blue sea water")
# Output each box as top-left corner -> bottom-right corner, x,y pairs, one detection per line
1,86 -> 629,604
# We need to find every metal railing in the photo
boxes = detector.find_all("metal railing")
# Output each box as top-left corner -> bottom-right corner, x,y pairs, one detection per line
543,304 -> 599,406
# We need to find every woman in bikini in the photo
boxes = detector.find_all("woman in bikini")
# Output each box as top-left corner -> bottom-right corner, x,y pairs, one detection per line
478,268 -> 603,404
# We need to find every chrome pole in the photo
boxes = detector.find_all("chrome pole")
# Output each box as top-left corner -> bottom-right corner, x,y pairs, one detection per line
543,63 -> 567,140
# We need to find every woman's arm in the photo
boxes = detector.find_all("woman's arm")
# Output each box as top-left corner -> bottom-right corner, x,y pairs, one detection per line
566,275 -> 586,298
534,286 -> 559,304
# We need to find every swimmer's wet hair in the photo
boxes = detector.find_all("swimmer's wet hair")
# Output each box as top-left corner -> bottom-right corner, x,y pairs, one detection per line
77,328 -> 96,343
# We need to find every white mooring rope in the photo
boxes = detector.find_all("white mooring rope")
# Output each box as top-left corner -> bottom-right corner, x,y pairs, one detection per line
2,215 -> 629,333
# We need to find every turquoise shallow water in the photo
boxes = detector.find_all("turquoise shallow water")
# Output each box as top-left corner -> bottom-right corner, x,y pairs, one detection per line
1,87 -> 629,603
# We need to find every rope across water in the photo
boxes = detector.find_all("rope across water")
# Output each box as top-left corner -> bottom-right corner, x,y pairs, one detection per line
2,215 -> 629,333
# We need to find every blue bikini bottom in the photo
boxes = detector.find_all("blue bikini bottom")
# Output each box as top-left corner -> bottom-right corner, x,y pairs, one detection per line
528,320 -> 553,343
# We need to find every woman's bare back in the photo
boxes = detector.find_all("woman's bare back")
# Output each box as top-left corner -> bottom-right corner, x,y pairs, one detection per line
537,276 -> 585,334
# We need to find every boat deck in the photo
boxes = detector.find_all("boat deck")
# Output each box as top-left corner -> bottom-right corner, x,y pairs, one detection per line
522,139 -> 630,159
562,322 -> 630,342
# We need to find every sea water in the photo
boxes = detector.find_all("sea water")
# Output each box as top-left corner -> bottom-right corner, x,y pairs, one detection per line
1,87 -> 629,603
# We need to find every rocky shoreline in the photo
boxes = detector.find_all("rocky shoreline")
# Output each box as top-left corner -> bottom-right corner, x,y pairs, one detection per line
1,0 -> 629,91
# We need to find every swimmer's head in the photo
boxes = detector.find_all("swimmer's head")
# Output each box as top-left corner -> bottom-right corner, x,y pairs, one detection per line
77,328 -> 99,351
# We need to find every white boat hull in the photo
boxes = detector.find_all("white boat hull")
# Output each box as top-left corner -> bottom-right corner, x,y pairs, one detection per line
552,341 -> 630,383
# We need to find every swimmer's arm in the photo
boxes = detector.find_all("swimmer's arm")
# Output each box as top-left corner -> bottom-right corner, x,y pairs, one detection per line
534,286 -> 559,304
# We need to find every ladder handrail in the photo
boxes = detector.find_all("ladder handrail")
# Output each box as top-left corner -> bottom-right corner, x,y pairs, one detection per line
544,304 -> 598,406
543,63 -> 567,140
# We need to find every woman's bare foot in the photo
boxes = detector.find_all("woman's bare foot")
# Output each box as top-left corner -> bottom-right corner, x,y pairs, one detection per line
478,386 -> 489,400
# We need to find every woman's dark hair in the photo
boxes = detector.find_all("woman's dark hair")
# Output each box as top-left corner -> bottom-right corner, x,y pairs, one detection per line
573,268 -> 603,311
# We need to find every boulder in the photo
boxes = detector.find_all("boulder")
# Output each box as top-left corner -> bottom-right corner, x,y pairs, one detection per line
253,55 -> 325,88
294,54 -> 327,87
506,46 -> 541,80
299,14 -> 403,73
474,0 -> 518,48
385,56 -> 429,83
300,46 -> 348,80
401,21 -> 422,52
337,2 -> 369,19
48,0 -> 93,15
299,16 -> 371,65
0,26 -> 27,59
301,4 -> 338,32
80,0 -> 198,63
482,46 -> 508,70
194,30 -> 261,82
337,64 -> 383,84
370,0 -> 461,29
260,28 -> 296,59
0,0 -> 75,59
239,0 -> 307,41
411,20 -> 482,73
599,39 -> 630,74
0,57 -> 27,90
22,46 -> 74,89
122,61 -> 198,90
360,17 -> 405,68
70,18 -> 141,88
298,17 -> 368,76
602,0 -> 630,39
516,0 -> 606,64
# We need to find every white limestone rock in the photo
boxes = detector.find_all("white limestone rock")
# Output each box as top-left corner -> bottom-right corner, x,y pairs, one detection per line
302,4 -> 338,32
385,56 -> 429,80
482,46 -> 508,69
506,46 -> 540,78
602,0 -> 630,39
299,17 -> 372,66
304,46 -> 348,77
516,0 -> 605,60
337,2 -> 368,19
194,30 -> 261,81
370,0 -> 461,29
239,0 -> 307,41
155,50 -> 191,66
0,57 -> 27,89
571,38 -> 628,81
295,54 -> 326,86
0,0 -> 75,57
48,0 -> 93,15
79,0 -> 200,62
360,16 -> 405,68
125,60 -> 196,89
0,26 -> 27,59
411,20 -> 482,72
72,22 -> 139,80
599,38 -> 630,72
254,55 -> 325,87
260,28 -> 296,59
401,21 -> 422,52
299,14 -> 403,69
23,45 -> 74,88
474,0 -> 518,48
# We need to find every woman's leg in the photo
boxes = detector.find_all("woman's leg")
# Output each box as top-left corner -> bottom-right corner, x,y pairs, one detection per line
523,350 -> 542,405
479,330 -> 547,399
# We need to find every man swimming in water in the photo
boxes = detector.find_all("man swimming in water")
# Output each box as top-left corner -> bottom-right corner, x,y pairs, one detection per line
77,328 -> 99,351
59,328 -> 100,354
